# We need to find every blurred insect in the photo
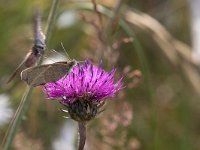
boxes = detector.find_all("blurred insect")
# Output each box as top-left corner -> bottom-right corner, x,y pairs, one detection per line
7,10 -> 45,83
21,44 -> 78,87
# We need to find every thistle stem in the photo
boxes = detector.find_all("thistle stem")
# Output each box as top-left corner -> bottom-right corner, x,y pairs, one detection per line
78,122 -> 86,150
1,0 -> 60,149
45,0 -> 60,46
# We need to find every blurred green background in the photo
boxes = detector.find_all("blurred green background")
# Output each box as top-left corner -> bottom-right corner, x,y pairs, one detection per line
1,0 -> 200,150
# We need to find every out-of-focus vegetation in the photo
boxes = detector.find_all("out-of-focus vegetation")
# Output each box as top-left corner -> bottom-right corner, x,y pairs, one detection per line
0,0 -> 200,150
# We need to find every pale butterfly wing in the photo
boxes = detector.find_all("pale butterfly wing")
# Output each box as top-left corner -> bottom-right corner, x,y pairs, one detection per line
21,61 -> 76,87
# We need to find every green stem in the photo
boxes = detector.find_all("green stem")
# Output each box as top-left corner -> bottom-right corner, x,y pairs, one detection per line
45,0 -> 60,46
1,0 -> 60,149
2,87 -> 33,150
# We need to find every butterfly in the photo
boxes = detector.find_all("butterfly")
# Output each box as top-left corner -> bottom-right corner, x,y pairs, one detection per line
7,10 -> 45,83
20,59 -> 77,87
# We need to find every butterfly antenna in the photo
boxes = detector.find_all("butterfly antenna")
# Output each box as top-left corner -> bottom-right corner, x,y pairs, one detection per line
43,55 -> 57,63
50,49 -> 66,59
61,42 -> 71,62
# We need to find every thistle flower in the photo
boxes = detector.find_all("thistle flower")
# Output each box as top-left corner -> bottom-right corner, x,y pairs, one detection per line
43,60 -> 123,122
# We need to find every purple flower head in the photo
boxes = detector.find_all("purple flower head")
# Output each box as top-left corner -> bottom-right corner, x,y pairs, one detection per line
43,60 -> 123,122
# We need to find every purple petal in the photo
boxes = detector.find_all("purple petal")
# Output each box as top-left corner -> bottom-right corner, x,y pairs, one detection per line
43,60 -> 123,104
